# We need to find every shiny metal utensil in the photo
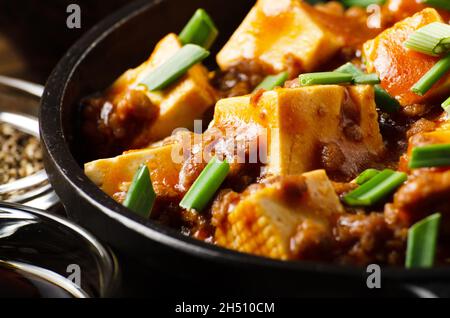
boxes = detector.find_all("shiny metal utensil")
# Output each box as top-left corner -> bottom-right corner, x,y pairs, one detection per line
0,75 -> 44,97
0,202 -> 120,297
0,75 -> 58,210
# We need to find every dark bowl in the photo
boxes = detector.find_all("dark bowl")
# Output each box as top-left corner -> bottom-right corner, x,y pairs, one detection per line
40,0 -> 450,297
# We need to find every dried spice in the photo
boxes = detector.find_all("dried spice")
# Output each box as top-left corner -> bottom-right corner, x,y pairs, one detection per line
0,122 -> 43,199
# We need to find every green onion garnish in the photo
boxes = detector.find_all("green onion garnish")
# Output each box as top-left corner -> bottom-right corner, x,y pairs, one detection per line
404,22 -> 450,56
353,73 -> 381,85
341,0 -> 386,7
123,165 -> 156,218
420,0 -> 450,11
411,53 -> 450,96
334,62 -> 400,112
180,157 -> 230,212
355,169 -> 381,185
334,63 -> 380,84
409,143 -> 450,168
334,62 -> 364,76
179,9 -> 218,50
442,96 -> 450,114
299,72 -> 353,86
374,85 -> 401,113
140,44 -> 210,91
254,72 -> 289,91
343,169 -> 407,206
406,213 -> 441,269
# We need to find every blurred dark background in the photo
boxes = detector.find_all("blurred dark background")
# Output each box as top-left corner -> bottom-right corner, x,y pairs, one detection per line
0,0 -> 136,83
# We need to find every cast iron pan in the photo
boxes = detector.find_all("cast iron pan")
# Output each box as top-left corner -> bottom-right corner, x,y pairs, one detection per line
40,0 -> 450,296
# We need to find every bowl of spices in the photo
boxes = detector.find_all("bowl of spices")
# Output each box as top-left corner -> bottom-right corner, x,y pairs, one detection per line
0,120 -> 42,186
0,76 -> 57,209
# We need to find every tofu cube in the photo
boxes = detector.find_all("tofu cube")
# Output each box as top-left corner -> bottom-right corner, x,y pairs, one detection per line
109,33 -> 217,142
213,85 -> 384,177
216,0 -> 343,77
214,170 -> 344,260
85,144 -> 182,201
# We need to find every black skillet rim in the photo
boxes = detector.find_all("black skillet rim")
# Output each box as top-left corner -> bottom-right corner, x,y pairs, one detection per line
39,0 -> 450,281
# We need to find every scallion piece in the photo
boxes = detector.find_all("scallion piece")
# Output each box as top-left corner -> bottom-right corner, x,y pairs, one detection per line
420,0 -> 450,11
355,169 -> 381,185
343,169 -> 407,206
411,53 -> 450,96
180,157 -> 230,212
409,143 -> 450,168
374,85 -> 401,113
123,165 -> 156,218
334,63 -> 380,84
404,22 -> 450,56
335,62 -> 400,112
140,44 -> 210,91
334,62 -> 364,76
353,73 -> 381,85
406,213 -> 441,269
254,72 -> 289,91
341,0 -> 386,7
179,9 -> 218,50
442,96 -> 450,114
299,72 -> 353,86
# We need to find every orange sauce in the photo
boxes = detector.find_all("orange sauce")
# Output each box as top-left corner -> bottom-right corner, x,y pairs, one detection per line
304,3 -> 383,49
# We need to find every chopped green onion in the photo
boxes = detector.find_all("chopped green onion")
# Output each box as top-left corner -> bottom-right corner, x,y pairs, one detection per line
411,53 -> 450,96
442,96 -> 450,114
406,213 -> 441,269
335,62 -> 400,112
341,0 -> 386,7
334,62 -> 364,76
409,143 -> 450,168
355,169 -> 381,185
443,96 -> 450,108
140,44 -> 210,91
254,72 -> 289,91
353,73 -> 381,85
299,72 -> 353,86
404,22 -> 450,56
334,63 -> 380,84
179,9 -> 218,50
420,0 -> 450,11
180,157 -> 230,212
123,165 -> 156,218
343,169 -> 407,206
374,85 -> 401,113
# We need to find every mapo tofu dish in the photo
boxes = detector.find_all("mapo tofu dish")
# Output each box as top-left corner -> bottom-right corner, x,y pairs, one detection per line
82,0 -> 450,268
